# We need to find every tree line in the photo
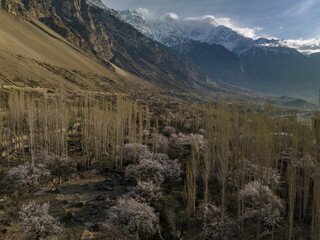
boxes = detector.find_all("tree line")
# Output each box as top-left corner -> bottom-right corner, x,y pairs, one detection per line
1,89 -> 320,239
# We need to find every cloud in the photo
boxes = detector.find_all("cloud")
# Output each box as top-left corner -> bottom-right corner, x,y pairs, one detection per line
285,0 -> 315,16
165,12 -> 179,19
184,15 -> 263,39
137,8 -> 179,20
136,8 -> 155,20
235,26 -> 263,39
281,37 -> 320,54
297,0 -> 315,14
135,8 -> 263,39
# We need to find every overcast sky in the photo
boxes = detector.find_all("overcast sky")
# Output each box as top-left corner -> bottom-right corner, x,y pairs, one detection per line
103,0 -> 320,40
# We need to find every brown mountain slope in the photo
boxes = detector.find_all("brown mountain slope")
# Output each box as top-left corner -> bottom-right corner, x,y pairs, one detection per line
0,9 -> 106,73
0,8 -> 157,94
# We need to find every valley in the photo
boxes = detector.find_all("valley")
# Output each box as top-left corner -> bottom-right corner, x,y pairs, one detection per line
0,0 -> 320,240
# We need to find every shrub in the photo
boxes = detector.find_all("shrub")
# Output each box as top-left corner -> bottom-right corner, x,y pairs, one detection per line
125,180 -> 163,206
18,201 -> 64,240
5,163 -> 50,188
168,133 -> 205,159
239,181 -> 284,229
183,120 -> 193,131
197,203 -> 238,240
168,133 -> 191,159
244,161 -> 282,187
106,197 -> 159,240
126,158 -> 165,184
291,155 -> 315,169
198,128 -> 207,135
153,153 -> 182,183
153,134 -> 169,154
126,153 -> 182,185
122,143 -> 149,164
162,126 -> 176,137
43,155 -> 77,184
190,133 -> 206,153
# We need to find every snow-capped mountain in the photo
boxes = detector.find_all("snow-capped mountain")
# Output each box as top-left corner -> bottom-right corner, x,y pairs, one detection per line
85,2 -> 320,101
118,9 -> 152,37
118,9 -> 295,56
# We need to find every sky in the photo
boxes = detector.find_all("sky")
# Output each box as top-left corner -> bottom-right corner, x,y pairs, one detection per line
102,0 -> 320,54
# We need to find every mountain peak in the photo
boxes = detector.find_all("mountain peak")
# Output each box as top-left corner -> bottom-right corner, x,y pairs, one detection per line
164,12 -> 179,20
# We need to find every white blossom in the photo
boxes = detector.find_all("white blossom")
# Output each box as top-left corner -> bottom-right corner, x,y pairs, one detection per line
18,201 -> 64,240
5,163 -> 50,188
126,153 -> 182,185
244,161 -> 282,187
240,181 -> 284,229
126,158 -> 165,184
106,197 -> 159,240
122,143 -> 149,164
153,134 -> 169,154
197,203 -> 238,240
291,155 -> 315,169
125,180 -> 163,206
162,126 -> 176,137
168,133 -> 205,158
154,153 -> 182,183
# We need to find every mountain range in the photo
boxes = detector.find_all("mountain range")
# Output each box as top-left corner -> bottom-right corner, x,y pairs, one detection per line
0,0 -> 319,108
117,7 -> 320,102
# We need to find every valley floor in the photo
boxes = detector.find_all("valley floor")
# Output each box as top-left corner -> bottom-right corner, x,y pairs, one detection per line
0,169 -> 128,239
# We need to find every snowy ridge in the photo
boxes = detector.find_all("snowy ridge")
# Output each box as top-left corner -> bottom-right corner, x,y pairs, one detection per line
118,9 -> 295,56
118,9 -> 152,36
